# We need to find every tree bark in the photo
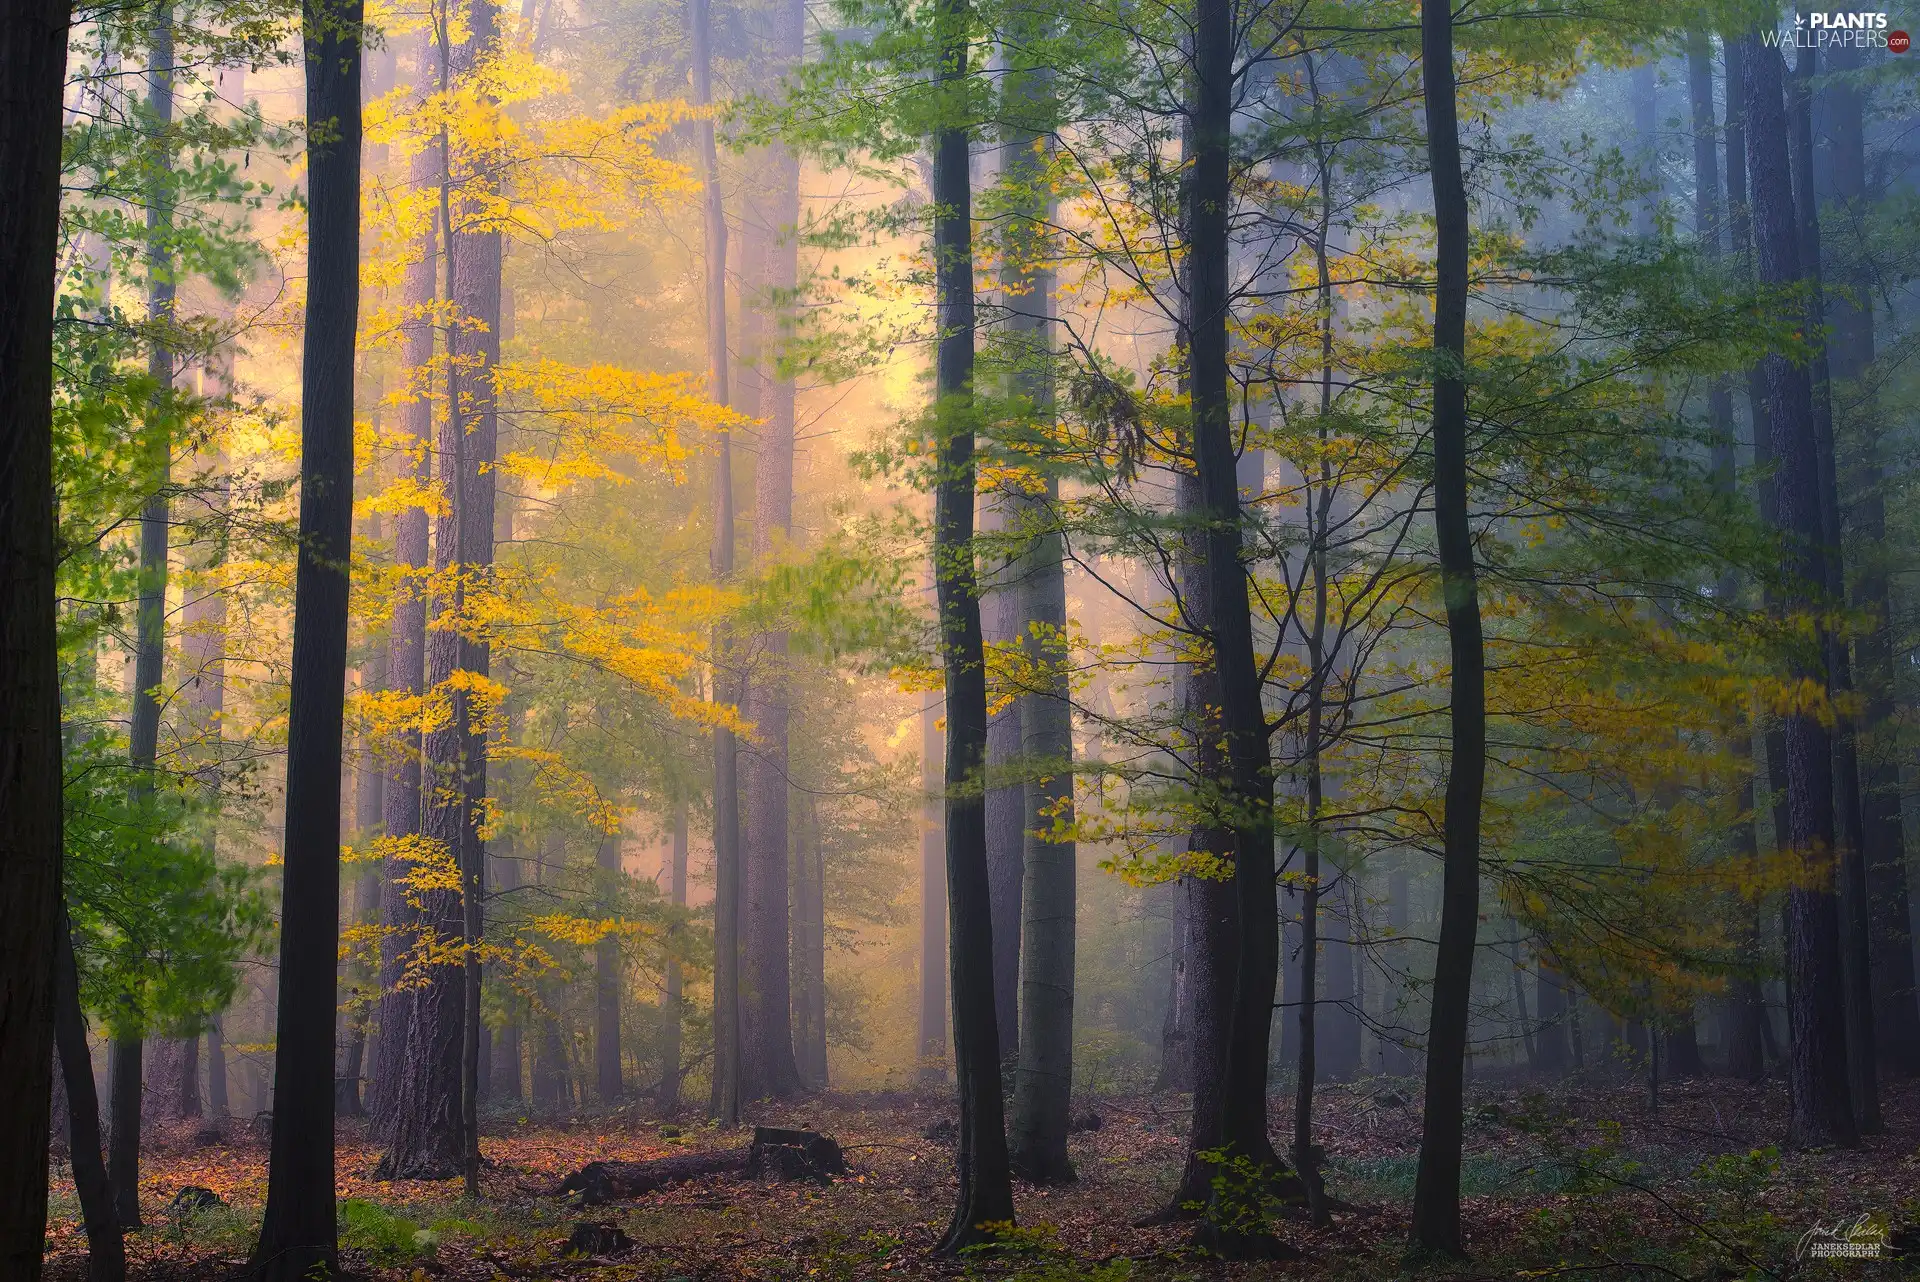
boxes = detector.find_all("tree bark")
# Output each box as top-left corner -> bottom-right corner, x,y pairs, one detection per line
1739,36 -> 1855,1149
0,40 -> 74,1256
1004,26 -> 1074,1184
691,0 -> 742,1126
1821,44 -> 1920,1076
792,793 -> 829,1086
930,0 -> 1017,1247
740,0 -> 806,1095
919,691 -> 948,1084
660,801 -> 687,1108
595,836 -> 624,1102
1786,48 -> 1876,1131
1410,0 -> 1485,1254
250,0 -> 361,1267
58,916 -> 126,1282
373,30 -> 442,1137
1189,0 -> 1293,1255
206,1017 -> 229,1120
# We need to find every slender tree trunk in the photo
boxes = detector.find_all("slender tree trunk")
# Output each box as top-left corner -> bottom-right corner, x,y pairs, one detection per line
1190,0 -> 1292,1254
595,836 -> 624,1102
1410,0 -> 1485,1254
1788,46 -> 1879,1134
373,31 -> 441,1137
1739,37 -> 1856,1149
1535,956 -> 1569,1074
1004,28 -> 1074,1184
58,917 -> 126,1282
1157,876 -> 1195,1091
741,0 -> 806,1095
1721,42 -> 1781,1085
691,0 -> 742,1126
791,793 -> 828,1086
250,0 -> 362,1266
660,800 -> 687,1108
930,0 -> 1016,1247
1821,45 -> 1920,1076
919,691 -> 948,1084
112,6 -> 180,1226
983,590 -> 1025,1062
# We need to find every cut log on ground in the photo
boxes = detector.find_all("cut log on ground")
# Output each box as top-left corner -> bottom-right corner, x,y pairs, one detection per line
548,1129 -> 845,1205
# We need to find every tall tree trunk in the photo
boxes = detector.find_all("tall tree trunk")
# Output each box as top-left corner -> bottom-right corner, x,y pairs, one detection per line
0,25 -> 74,1256
380,0 -> 492,1183
1409,0 -> 1485,1254
1145,470 -> 1240,1225
692,0 -> 742,1126
57,917 -> 126,1282
1738,37 -> 1856,1149
1822,45 -> 1920,1076
1689,33 -> 1771,1083
337,518 -> 385,1120
1004,26 -> 1074,1184
930,0 -> 1016,1247
1189,0 -> 1292,1255
791,792 -> 828,1086
1720,42 -> 1781,1085
250,0 -> 362,1266
919,691 -> 948,1083
660,800 -> 687,1107
595,836 -> 624,1102
1535,955 -> 1569,1074
1156,876 -> 1195,1091
983,587 -> 1025,1062
1786,48 -> 1876,1131
373,31 -> 441,1136
452,0 -> 502,1193
112,5 -> 180,1226
741,0 -> 806,1096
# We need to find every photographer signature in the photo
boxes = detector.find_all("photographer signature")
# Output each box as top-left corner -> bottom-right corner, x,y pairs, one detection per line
1797,1213 -> 1888,1260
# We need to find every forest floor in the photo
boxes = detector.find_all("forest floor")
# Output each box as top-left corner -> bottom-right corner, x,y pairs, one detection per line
43,1071 -> 1920,1280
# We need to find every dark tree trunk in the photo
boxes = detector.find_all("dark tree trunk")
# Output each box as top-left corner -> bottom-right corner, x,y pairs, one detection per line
249,0 -> 362,1268
660,801 -> 687,1108
595,836 -> 624,1102
107,1040 -> 142,1229
1739,37 -> 1856,1149
1382,868 -> 1414,1075
382,2 -> 497,1181
1788,45 -> 1879,1135
0,9 -> 72,1265
1721,43 -> 1784,1088
691,0 -> 742,1126
1189,0 -> 1292,1255
741,0 -> 805,1095
1409,0 -> 1485,1255
57,917 -> 126,1282
919,692 -> 948,1083
1535,958 -> 1569,1074
1321,890 -> 1361,1082
373,31 -> 441,1137
1689,35 -> 1773,1086
930,0 -> 1016,1248
1821,45 -> 1920,1076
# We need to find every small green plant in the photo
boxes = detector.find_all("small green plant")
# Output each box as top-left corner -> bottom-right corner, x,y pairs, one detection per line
338,1198 -> 438,1260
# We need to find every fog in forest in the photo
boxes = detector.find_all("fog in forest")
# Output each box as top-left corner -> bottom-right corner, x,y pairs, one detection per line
4,0 -> 1920,1276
